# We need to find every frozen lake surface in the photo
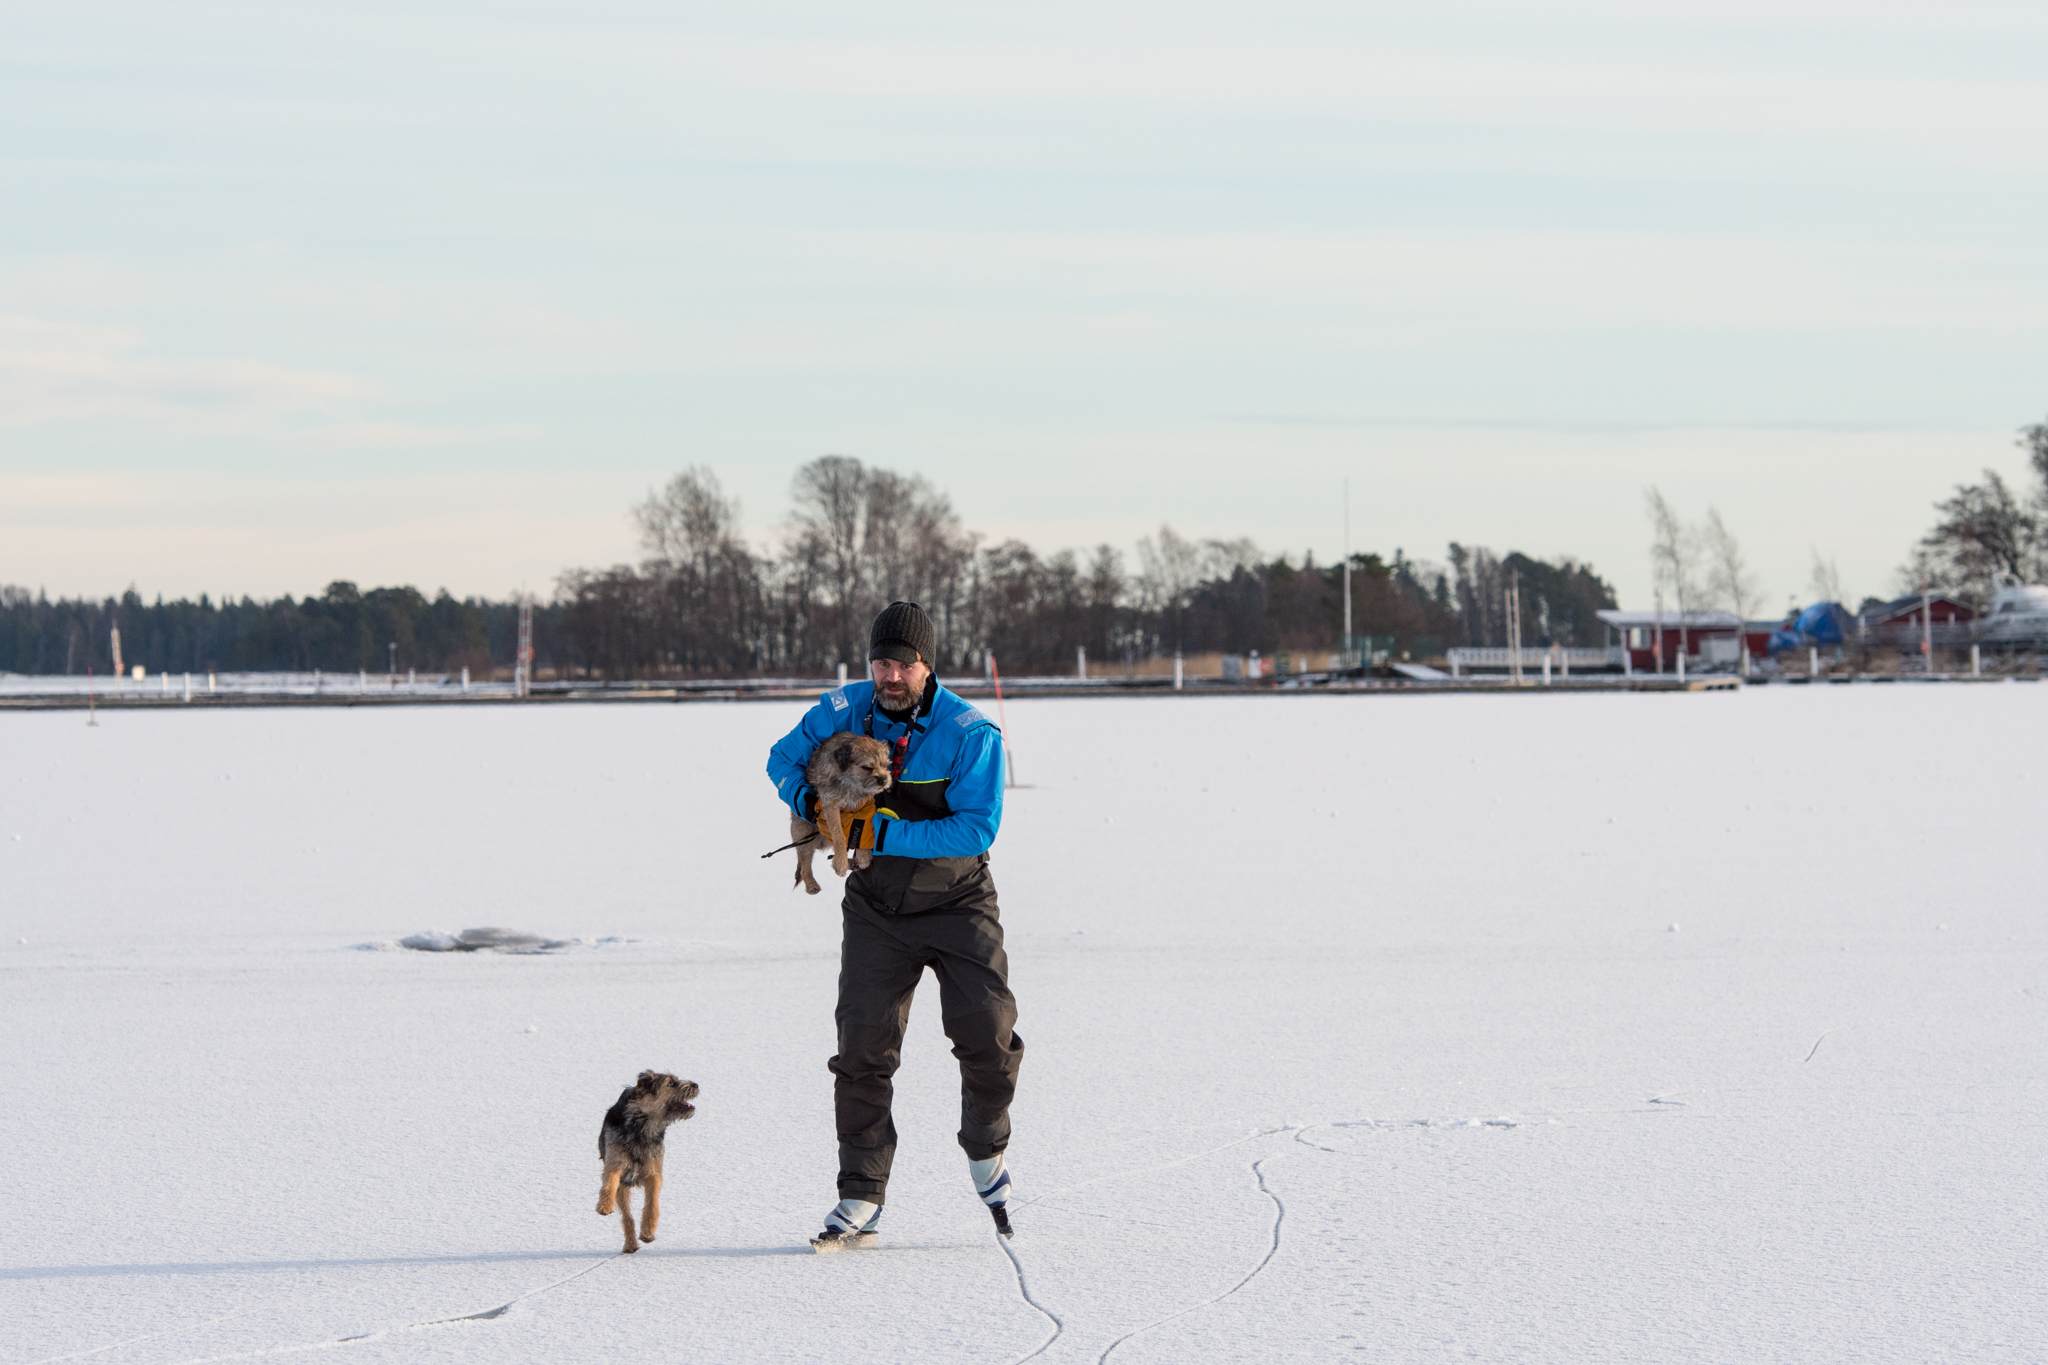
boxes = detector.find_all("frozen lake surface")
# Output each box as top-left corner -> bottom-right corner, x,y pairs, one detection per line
3,687 -> 2042,1363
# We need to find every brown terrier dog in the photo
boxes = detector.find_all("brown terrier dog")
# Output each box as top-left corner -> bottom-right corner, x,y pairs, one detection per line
792,733 -> 894,894
596,1071 -> 698,1253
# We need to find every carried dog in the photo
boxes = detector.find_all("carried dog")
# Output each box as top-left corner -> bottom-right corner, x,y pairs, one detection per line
791,732 -> 894,894
596,1070 -> 699,1253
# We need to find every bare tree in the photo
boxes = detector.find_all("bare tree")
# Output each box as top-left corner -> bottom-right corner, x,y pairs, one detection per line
632,467 -> 764,674
1135,525 -> 1203,651
1701,508 -> 1763,673
1892,544 -> 1948,600
786,456 -> 870,668
557,566 -> 658,680
780,456 -> 981,671
859,469 -> 921,603
1448,542 -> 1498,645
976,539 -> 1043,669
862,469 -> 973,662
636,468 -> 736,573
1646,487 -> 1701,672
1203,537 -> 1263,582
1806,548 -> 1844,607
1084,545 -> 1127,669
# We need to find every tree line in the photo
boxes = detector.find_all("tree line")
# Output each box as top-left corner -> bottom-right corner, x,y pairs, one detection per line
0,582 -> 530,678
551,456 -> 1615,677
0,455 -> 1619,678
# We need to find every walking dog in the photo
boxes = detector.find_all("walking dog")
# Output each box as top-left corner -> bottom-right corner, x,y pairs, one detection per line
596,1071 -> 698,1253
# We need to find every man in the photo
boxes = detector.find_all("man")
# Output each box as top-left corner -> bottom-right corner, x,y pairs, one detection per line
766,600 -> 1022,1249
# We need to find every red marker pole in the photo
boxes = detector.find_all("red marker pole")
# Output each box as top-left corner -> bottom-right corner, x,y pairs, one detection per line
989,654 -> 1016,788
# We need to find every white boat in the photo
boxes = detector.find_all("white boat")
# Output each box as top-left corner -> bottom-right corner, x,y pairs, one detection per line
1975,573 -> 2048,644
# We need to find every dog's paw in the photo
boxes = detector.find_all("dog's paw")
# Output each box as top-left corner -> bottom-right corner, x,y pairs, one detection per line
639,1232 -> 656,1242
596,1199 -> 615,1215
622,1242 -> 639,1254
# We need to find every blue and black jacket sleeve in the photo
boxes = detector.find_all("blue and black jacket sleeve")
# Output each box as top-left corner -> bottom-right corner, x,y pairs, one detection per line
766,689 -> 857,821
874,725 -> 1003,859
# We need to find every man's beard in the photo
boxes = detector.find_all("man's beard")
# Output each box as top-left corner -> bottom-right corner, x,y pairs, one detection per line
877,681 -> 915,709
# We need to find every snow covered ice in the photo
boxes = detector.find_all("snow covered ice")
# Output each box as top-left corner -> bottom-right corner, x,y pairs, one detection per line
3,687 -> 2043,1363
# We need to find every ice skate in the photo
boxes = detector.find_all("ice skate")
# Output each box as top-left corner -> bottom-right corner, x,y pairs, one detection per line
810,1198 -> 881,1253
971,1154 -> 1013,1237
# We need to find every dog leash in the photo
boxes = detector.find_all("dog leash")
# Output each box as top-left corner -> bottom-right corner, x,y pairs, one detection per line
760,832 -> 818,858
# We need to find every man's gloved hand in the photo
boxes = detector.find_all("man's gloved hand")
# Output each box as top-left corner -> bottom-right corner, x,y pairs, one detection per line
791,785 -> 820,823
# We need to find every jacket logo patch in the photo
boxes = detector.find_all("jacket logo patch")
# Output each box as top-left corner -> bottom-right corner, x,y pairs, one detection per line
829,690 -> 849,711
956,708 -> 988,728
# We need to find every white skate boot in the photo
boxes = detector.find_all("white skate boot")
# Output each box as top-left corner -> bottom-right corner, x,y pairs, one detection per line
970,1154 -> 1013,1237
810,1198 -> 881,1253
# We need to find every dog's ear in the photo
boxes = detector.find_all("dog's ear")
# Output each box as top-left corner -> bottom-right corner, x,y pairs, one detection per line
833,738 -> 851,771
636,1070 -> 660,1094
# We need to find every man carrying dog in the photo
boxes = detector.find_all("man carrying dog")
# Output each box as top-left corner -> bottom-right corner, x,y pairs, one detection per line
766,600 -> 1022,1249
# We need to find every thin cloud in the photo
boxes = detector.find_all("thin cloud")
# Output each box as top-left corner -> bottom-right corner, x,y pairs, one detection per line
1216,415 -> 1992,434
0,313 -> 375,429
0,314 -> 524,447
554,29 -> 2048,169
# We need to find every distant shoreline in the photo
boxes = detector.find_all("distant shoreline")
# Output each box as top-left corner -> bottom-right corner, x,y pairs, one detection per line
7,673 -> 2026,711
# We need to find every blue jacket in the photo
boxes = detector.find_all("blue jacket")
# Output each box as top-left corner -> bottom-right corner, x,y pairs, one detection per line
767,678 -> 1004,863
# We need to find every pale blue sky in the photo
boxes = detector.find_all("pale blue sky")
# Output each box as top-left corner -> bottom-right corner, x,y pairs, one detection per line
5,0 -> 2048,609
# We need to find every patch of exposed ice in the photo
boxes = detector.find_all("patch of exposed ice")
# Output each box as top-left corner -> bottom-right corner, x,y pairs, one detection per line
355,928 -> 627,954
397,931 -> 466,952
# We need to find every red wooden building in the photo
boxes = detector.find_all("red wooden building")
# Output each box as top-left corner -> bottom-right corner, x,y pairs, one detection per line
1596,609 -> 1769,673
1860,593 -> 1975,632
1859,593 -> 1976,652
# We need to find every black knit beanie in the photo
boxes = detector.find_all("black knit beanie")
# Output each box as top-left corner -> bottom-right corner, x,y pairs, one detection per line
869,601 -> 935,666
